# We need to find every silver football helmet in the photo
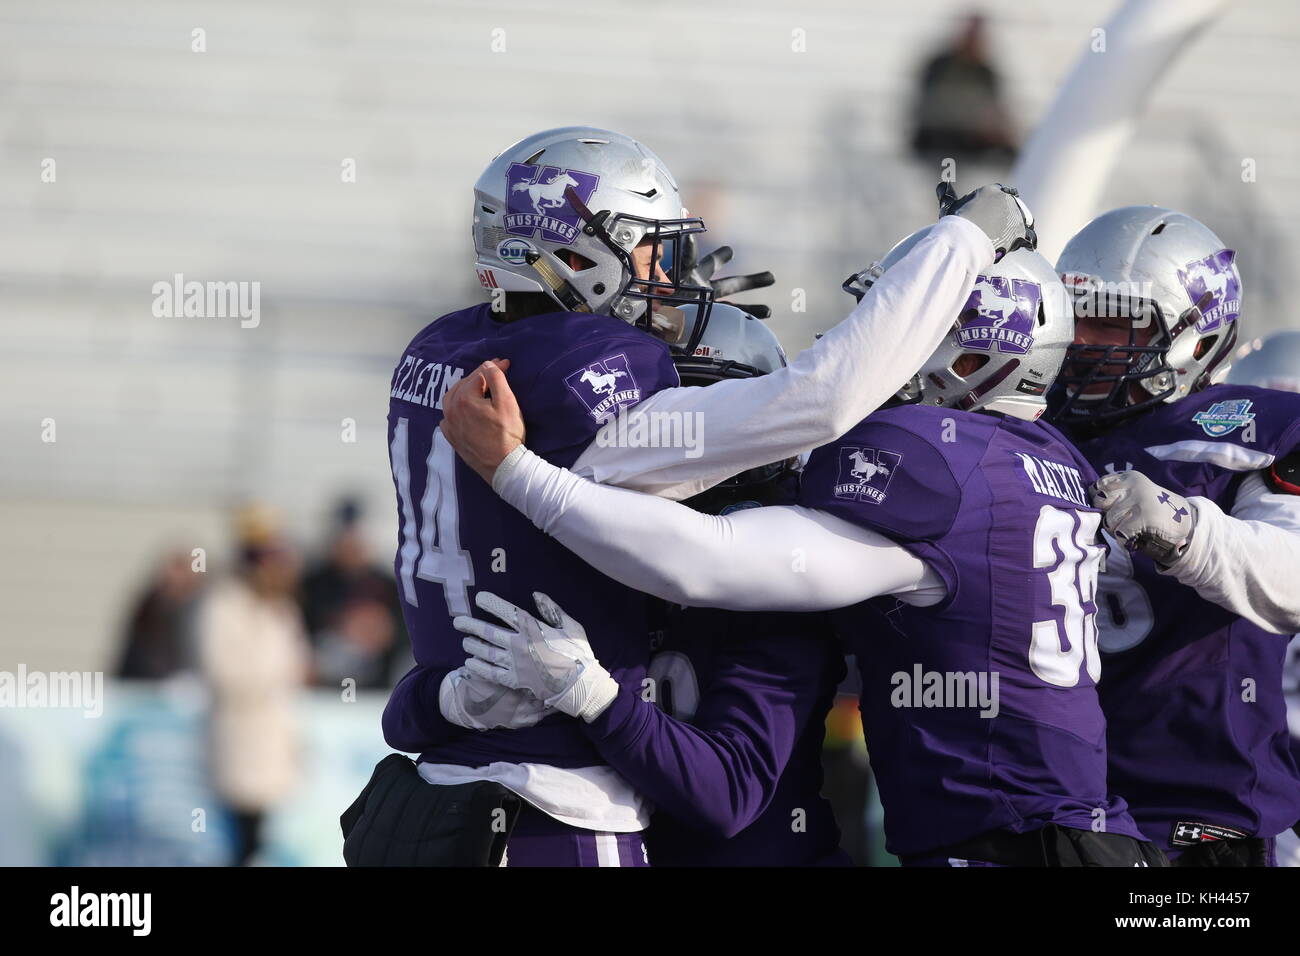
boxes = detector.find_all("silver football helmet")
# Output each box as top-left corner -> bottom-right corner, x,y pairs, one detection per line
1050,206 -> 1241,428
675,303 -> 796,496
472,126 -> 714,351
1227,331 -> 1300,393
674,302 -> 788,382
843,227 -> 1073,422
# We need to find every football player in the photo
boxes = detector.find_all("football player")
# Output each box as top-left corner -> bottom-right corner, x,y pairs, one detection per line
441,236 -> 1166,867
369,124 -> 1035,865
1048,207 -> 1300,866
435,304 -> 851,865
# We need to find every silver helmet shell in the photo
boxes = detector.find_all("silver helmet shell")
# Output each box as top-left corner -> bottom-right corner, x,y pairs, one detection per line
673,303 -> 796,495
1050,206 -> 1241,428
1227,331 -> 1300,393
673,302 -> 788,382
471,127 -> 713,348
844,227 -> 1074,421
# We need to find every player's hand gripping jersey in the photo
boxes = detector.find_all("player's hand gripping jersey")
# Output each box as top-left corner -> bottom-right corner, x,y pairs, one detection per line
1074,383 -> 1300,853
800,404 -> 1145,860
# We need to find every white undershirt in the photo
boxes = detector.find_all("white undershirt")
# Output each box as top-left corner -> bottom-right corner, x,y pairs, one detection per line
416,761 -> 651,832
570,215 -> 994,500
495,446 -> 947,612
1164,471 -> 1300,634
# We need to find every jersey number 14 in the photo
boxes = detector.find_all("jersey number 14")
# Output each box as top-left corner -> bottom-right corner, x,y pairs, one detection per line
391,419 -> 475,615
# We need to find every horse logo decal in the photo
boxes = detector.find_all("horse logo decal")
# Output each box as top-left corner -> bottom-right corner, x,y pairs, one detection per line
835,446 -> 903,504
956,275 -> 1039,355
578,366 -> 627,397
504,164 -> 601,245
1177,249 -> 1240,333
848,449 -> 892,482
564,354 -> 642,422
513,172 -> 580,215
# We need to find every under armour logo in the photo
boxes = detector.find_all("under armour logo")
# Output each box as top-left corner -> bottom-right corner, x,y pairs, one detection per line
1104,461 -> 1134,474
1176,824 -> 1202,840
1158,491 -> 1189,523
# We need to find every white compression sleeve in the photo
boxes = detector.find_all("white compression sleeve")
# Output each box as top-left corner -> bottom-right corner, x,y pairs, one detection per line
1161,472 -> 1300,634
570,216 -> 995,500
495,447 -> 946,612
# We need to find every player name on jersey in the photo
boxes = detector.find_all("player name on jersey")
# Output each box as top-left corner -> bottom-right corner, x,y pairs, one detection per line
1014,453 -> 1089,508
390,357 -> 467,410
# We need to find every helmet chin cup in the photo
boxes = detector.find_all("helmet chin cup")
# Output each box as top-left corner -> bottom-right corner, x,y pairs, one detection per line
646,305 -> 686,346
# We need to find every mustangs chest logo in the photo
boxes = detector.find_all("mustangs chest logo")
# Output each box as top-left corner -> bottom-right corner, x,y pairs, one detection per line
1191,398 -> 1254,438
834,446 -> 903,505
504,163 -> 600,245
564,354 -> 642,422
955,276 -> 1040,355
1177,249 -> 1240,333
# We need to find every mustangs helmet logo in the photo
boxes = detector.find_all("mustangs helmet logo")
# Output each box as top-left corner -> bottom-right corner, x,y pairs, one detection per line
956,276 -> 1039,355
504,164 -> 601,245
1177,249 -> 1240,333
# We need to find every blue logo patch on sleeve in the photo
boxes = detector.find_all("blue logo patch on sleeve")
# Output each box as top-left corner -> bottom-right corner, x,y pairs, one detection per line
1191,398 -> 1254,438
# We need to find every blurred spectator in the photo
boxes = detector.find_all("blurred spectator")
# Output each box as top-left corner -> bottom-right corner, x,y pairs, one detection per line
300,497 -> 409,691
196,504 -> 310,866
117,549 -> 204,679
910,12 -> 1016,164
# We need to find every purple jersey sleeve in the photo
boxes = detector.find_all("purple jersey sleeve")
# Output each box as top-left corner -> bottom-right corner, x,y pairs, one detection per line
798,414 -> 970,600
381,665 -> 463,754
580,611 -> 833,838
506,316 -> 681,468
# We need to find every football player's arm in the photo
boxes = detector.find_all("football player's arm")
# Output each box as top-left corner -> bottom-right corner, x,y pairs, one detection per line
1163,470 -> 1300,634
569,216 -> 995,500
493,446 -> 946,611
381,665 -> 464,753
581,632 -> 834,838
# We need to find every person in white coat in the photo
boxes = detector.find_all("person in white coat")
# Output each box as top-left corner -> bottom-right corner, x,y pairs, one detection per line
197,505 -> 311,865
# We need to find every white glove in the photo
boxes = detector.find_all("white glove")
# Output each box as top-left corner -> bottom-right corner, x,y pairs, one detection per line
453,591 -> 619,723
1090,470 -> 1197,566
438,666 -> 554,731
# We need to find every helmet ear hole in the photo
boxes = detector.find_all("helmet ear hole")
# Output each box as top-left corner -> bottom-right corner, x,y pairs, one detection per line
560,251 -> 597,272
1194,335 -> 1217,361
953,353 -> 990,378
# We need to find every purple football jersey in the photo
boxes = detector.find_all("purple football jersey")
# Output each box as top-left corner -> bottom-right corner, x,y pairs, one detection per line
385,303 -> 679,769
800,404 -> 1142,858
581,603 -> 849,866
1071,384 -> 1300,852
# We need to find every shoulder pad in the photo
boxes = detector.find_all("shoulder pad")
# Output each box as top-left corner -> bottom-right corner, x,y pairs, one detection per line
800,415 -> 964,541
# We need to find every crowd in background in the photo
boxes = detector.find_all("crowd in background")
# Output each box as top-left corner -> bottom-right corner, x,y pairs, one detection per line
113,496 -> 410,864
